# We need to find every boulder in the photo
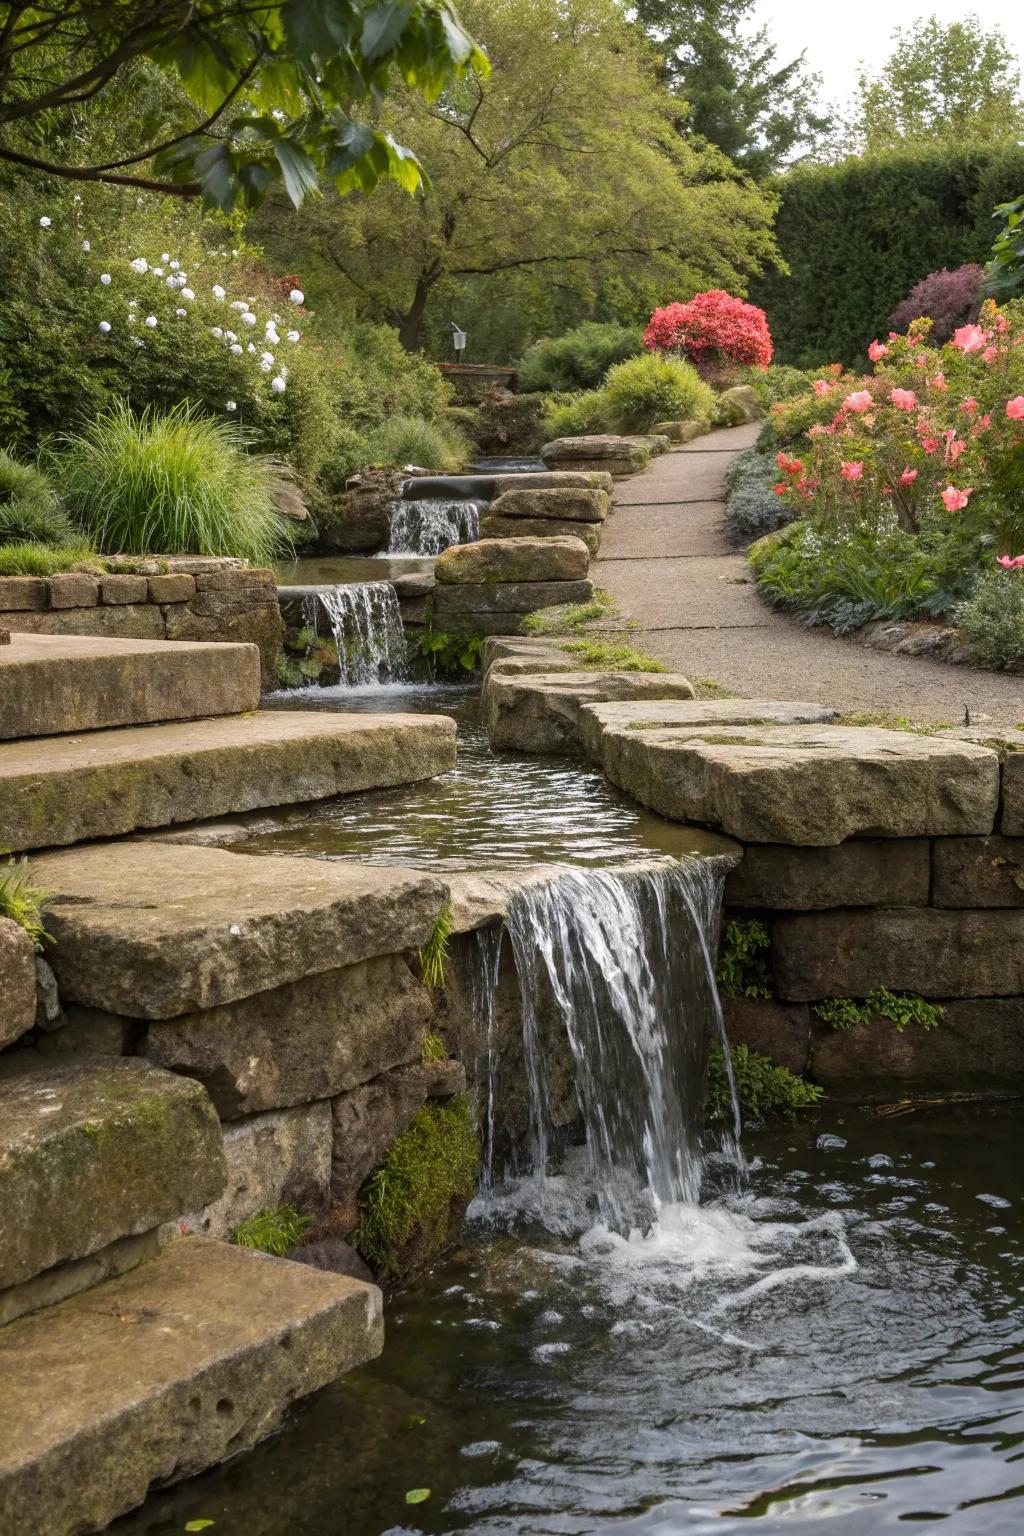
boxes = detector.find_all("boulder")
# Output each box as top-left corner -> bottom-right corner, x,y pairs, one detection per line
0,917 -> 36,1049
434,535 -> 590,586
176,1102 -> 333,1240
725,839 -> 930,910
489,487 -> 609,523
483,668 -> 696,754
489,469 -> 614,496
330,1058 -> 466,1208
651,420 -> 709,444
480,513 -> 601,557
716,385 -> 764,423
541,435 -> 649,476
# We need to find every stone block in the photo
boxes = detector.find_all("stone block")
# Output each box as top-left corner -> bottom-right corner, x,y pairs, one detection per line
1001,754 -> 1024,836
164,595 -> 283,687
0,577 -> 46,610
0,916 -> 36,1049
435,535 -> 590,585
580,698 -> 837,765
143,954 -> 434,1116
194,567 -> 276,593
47,573 -> 99,609
483,668 -> 695,754
489,487 -> 609,523
35,842 -> 448,1018
722,998 -> 812,1074
0,1057 -> 225,1290
596,724 -> 999,844
36,1005 -> 132,1057
772,908 -> 1024,1001
0,1231 -> 158,1329
480,513 -> 601,556
331,1059 -> 467,1208
100,574 -> 149,605
489,469 -> 615,496
0,603 -> 166,642
726,839 -> 930,910
178,1103 -> 333,1239
541,435 -> 649,475
148,573 -> 196,603
932,835 -> 1024,907
433,579 -> 594,616
810,999 -> 1024,1096
0,1237 -> 383,1536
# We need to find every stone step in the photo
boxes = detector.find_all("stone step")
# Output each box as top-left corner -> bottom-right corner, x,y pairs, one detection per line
579,697 -> 837,764
0,632 -> 261,740
0,1236 -> 382,1536
0,708 -> 456,852
0,1057 -> 225,1294
33,841 -> 447,1019
483,668 -> 697,754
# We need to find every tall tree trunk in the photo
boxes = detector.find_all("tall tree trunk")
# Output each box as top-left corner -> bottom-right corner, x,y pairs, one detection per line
397,273 -> 435,351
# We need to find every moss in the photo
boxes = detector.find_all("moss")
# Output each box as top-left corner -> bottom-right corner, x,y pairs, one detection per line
814,990 -> 944,1034
0,858 -> 51,950
356,1096 -> 479,1280
521,588 -> 617,635
561,637 -> 667,672
690,733 -> 767,747
716,918 -> 772,999
232,1203 -> 312,1257
836,710 -> 951,735
694,676 -> 738,699
705,1045 -> 822,1124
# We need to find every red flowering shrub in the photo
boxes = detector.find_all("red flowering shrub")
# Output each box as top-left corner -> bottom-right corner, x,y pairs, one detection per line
643,290 -> 773,374
888,265 -> 985,345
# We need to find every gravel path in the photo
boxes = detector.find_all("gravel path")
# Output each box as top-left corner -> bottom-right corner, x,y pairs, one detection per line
596,424 -> 1024,727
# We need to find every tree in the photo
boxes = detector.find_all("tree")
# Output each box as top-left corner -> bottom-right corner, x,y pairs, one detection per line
633,0 -> 831,178
258,0 -> 779,352
0,0 -> 486,207
850,16 -> 1024,155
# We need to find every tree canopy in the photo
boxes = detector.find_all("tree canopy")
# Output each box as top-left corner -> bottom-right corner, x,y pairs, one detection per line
0,0 -> 487,207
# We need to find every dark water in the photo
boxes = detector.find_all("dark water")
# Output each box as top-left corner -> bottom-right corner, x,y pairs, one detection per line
245,685 -> 728,871
117,1110 -> 1024,1535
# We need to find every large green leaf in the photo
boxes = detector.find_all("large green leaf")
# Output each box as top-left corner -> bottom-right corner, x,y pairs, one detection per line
273,139 -> 321,206
361,1 -> 414,64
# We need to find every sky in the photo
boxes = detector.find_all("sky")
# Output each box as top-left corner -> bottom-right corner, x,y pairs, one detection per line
751,0 -> 1024,113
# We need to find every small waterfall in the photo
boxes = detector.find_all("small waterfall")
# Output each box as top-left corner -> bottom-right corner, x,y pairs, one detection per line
304,582 -> 407,686
387,498 -> 480,556
476,860 -> 733,1234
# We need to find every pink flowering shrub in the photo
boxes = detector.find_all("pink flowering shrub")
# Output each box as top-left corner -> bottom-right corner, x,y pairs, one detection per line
643,290 -> 773,378
888,265 -> 985,346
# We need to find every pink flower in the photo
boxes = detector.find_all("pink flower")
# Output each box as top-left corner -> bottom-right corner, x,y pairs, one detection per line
1006,396 -> 1024,421
840,461 -> 864,481
926,373 -> 948,392
920,436 -> 940,455
868,340 -> 888,362
899,468 -> 918,487
952,324 -> 987,354
813,379 -> 831,397
772,482 -> 788,496
889,387 -> 916,411
776,451 -> 804,475
997,554 -> 1024,570
983,346 -> 998,363
960,397 -> 979,414
843,390 -> 873,413
940,485 -> 972,512
976,413 -> 992,431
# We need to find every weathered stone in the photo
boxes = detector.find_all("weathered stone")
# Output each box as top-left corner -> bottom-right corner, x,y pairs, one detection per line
578,697 -> 837,765
481,636 -> 579,672
194,567 -> 276,594
723,998 -> 812,1074
0,917 -> 36,1049
0,707 -> 457,853
100,573 -> 148,605
164,592 -> 283,688
811,999 -> 1024,1096
0,631 -> 260,741
47,573 -> 99,609
35,842 -> 447,1019
330,1059 -> 467,1207
541,435 -> 649,475
489,469 -> 614,496
0,1232 -> 158,1329
1001,754 -> 1024,837
0,577 -> 45,610
725,839 -> 930,910
626,433 -> 671,455
0,602 -> 166,642
596,725 -> 999,844
651,419 -> 710,443
480,513 -> 602,556
144,954 -> 434,1116
717,385 -> 764,423
483,668 -> 696,754
0,1057 -> 225,1290
148,573 -> 197,603
34,955 -> 62,1031
391,571 -> 435,597
292,1237 -> 374,1283
0,1237 -> 383,1536
433,579 -> 593,615
176,1103 -> 333,1239
932,835 -> 1024,907
36,1005 -> 131,1057
773,909 -> 1024,1000
435,535 -> 590,586
489,487 -> 609,523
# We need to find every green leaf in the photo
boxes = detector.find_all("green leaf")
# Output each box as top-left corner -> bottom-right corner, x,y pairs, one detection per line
404,1412 -> 428,1429
405,1488 -> 431,1505
184,1522 -> 215,1532
281,0 -> 352,67
362,1 -> 414,63
273,140 -> 320,207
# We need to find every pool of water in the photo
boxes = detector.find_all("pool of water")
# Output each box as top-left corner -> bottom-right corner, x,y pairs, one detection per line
275,554 -> 433,585
117,1109 -> 1024,1535
246,685 -> 724,871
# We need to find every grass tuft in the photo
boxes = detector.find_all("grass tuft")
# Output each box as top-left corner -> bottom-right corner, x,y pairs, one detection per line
420,900 -> 454,989
231,1203 -> 312,1257
0,858 -> 51,950
561,637 -> 667,672
522,588 -> 617,635
0,541 -> 101,576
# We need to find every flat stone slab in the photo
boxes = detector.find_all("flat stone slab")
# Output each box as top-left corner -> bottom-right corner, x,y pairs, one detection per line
479,513 -> 601,556
483,668 -> 696,754
480,636 -> 584,674
489,487 -> 609,523
0,632 -> 261,740
0,1057 -> 225,1290
0,916 -> 36,1049
435,535 -> 590,585
542,435 -> 649,474
595,724 -> 999,844
433,579 -> 594,616
725,839 -> 931,910
33,842 -> 447,1018
0,708 -> 457,852
579,698 -> 837,765
0,1236 -> 383,1536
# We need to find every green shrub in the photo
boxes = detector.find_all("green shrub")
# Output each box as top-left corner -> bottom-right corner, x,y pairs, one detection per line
724,449 -> 795,546
0,541 -> 100,576
0,858 -> 51,950
367,414 -> 468,471
601,353 -> 715,432
956,568 -> 1024,669
739,364 -> 821,408
542,390 -> 613,440
716,919 -> 772,999
232,1204 -> 312,1257
407,627 -> 484,679
705,1045 -> 822,1124
0,451 -> 75,546
518,322 -> 643,392
55,400 -> 289,564
814,990 -> 943,1033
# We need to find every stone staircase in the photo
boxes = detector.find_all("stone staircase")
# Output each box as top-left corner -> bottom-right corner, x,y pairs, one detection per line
0,630 -> 458,1533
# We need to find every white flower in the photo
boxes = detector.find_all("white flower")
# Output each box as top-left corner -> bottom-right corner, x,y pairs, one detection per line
169,259 -> 180,270
210,326 -> 224,340
73,194 -> 82,203
224,329 -> 237,342
260,359 -> 272,372
260,350 -> 275,365
175,307 -> 187,317
161,253 -> 170,264
270,375 -> 287,394
225,400 -> 237,412
232,248 -> 239,257
180,288 -> 194,301
129,258 -> 148,274
246,342 -> 256,353
265,323 -> 279,344
133,337 -> 145,347
144,314 -> 157,328
166,275 -> 178,287
152,266 -> 164,277
241,311 -> 256,327
100,273 -> 112,285
39,216 -> 51,228
230,343 -> 243,355
288,289 -> 304,305
98,321 -> 111,334
212,285 -> 226,300
81,240 -> 91,252
230,300 -> 247,311
286,329 -> 300,343
128,300 -> 138,310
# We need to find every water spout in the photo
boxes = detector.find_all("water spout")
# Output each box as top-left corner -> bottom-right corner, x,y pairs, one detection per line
303,582 -> 407,687
387,498 -> 480,556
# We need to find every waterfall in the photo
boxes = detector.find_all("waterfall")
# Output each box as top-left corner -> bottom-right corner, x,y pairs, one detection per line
304,582 -> 407,687
387,497 -> 480,556
476,859 -> 734,1234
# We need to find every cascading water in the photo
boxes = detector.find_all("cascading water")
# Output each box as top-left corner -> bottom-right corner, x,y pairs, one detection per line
386,497 -> 480,556
303,582 -> 407,686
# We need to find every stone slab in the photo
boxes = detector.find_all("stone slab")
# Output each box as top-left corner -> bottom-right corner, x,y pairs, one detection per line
176,1102 -> 333,1240
144,953 -> 434,1116
433,579 -> 594,615
0,708 -> 456,853
579,698 -> 836,765
331,1059 -> 467,1208
481,636 -> 582,674
596,725 -> 999,845
489,487 -> 609,523
483,668 -> 696,754
34,842 -> 447,1019
932,835 -> 1024,907
0,1236 -> 383,1536
723,998 -> 812,1074
0,916 -> 36,1049
542,435 -> 649,473
811,999 -> 1024,1096
772,909 -> 1024,1000
0,602 -> 167,642
0,577 -> 46,610
0,631 -> 261,740
725,839 -> 930,910
0,1231 -> 158,1330
0,1057 -> 225,1290
480,513 -> 601,557
435,536 -> 590,585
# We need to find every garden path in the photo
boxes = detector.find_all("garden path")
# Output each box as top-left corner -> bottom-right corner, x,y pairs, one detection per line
596,424 -> 1024,727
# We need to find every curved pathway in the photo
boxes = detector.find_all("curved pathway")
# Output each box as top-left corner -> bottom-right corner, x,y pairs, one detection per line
596,424 -> 1024,727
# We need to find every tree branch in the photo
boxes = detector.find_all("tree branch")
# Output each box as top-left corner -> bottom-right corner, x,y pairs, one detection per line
0,144 -> 200,195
